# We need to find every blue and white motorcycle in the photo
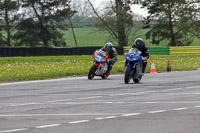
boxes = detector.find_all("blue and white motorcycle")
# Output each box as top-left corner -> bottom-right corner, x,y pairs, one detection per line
124,47 -> 144,84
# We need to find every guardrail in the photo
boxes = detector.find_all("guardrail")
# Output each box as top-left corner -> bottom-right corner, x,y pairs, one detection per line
0,46 -> 199,57
0,47 -> 124,57
124,46 -> 170,55
170,46 -> 200,55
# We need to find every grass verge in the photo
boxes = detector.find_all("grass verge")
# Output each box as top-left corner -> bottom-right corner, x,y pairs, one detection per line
0,54 -> 200,82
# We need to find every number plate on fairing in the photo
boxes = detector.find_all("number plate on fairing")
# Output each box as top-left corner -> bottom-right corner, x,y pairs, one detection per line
95,55 -> 104,62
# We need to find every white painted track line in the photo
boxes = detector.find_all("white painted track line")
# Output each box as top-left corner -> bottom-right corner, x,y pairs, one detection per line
35,124 -> 61,129
148,110 -> 166,114
0,128 -> 28,133
0,113 -> 123,117
122,113 -> 141,117
95,116 -> 117,120
172,107 -> 189,111
68,120 -> 90,124
187,86 -> 200,89
0,105 -> 199,132
0,75 -> 123,86
104,116 -> 117,119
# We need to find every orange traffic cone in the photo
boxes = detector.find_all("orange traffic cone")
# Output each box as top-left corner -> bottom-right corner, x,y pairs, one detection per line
167,60 -> 171,72
150,60 -> 157,74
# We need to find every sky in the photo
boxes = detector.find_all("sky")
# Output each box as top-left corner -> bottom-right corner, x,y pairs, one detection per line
92,0 -> 149,17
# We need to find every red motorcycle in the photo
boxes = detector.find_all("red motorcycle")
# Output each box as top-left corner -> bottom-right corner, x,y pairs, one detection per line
88,49 -> 110,80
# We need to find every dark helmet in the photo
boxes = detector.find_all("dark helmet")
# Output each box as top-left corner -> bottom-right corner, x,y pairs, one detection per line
104,42 -> 113,52
135,38 -> 144,49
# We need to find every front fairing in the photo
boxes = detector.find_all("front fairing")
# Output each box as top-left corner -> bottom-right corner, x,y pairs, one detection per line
125,48 -> 141,62
95,54 -> 105,62
92,49 -> 109,76
125,48 -> 141,75
93,50 -> 108,63
95,63 -> 108,75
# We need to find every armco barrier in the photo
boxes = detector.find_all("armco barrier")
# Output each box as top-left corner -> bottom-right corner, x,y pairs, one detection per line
149,47 -> 170,55
170,46 -> 200,55
0,47 -> 124,57
124,46 -> 170,55
1,46 -> 199,57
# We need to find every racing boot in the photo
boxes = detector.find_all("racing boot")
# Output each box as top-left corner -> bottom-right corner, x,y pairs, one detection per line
106,65 -> 112,75
142,67 -> 145,76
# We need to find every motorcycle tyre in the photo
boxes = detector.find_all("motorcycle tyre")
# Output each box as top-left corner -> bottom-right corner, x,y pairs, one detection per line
133,76 -> 142,83
88,65 -> 97,80
101,73 -> 109,79
124,67 -> 131,84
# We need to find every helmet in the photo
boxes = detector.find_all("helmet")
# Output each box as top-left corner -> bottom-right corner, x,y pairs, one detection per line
135,38 -> 144,49
104,42 -> 113,52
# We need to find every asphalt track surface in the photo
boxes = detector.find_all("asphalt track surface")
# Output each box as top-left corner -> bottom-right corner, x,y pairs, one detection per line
0,70 -> 200,133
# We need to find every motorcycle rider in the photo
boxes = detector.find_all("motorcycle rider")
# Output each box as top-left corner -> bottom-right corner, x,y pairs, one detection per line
100,42 -> 118,74
127,38 -> 150,73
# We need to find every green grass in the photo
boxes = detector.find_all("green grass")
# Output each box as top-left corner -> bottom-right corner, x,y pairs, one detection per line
63,28 -> 113,47
63,28 -> 200,47
0,54 -> 200,82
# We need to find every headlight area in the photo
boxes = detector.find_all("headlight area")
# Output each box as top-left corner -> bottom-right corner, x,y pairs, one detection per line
126,56 -> 130,60
126,56 -> 137,61
131,58 -> 137,61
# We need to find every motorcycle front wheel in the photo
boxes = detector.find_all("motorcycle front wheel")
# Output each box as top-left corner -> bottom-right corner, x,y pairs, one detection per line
133,76 -> 142,83
88,65 -> 97,80
124,67 -> 131,84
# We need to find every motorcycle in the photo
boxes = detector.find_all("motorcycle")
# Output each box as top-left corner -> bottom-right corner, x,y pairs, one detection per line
88,49 -> 110,80
124,47 -> 144,84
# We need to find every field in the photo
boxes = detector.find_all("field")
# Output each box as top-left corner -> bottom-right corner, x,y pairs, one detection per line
63,28 -> 200,47
0,54 -> 200,82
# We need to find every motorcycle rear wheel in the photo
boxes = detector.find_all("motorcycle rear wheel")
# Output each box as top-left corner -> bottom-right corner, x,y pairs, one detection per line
124,67 -> 131,84
88,65 -> 97,80
101,73 -> 109,79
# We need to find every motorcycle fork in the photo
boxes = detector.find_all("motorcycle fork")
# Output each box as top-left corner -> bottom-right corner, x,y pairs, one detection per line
127,61 -> 136,75
94,62 -> 100,69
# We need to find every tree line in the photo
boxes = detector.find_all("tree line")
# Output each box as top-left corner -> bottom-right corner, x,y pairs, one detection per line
87,0 -> 200,47
0,0 -> 76,47
143,0 -> 200,46
0,0 -> 200,47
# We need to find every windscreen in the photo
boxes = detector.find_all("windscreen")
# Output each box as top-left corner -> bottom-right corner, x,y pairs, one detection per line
97,50 -> 107,57
129,48 -> 139,55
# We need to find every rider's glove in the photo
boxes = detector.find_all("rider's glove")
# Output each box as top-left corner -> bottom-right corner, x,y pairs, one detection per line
142,57 -> 147,62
